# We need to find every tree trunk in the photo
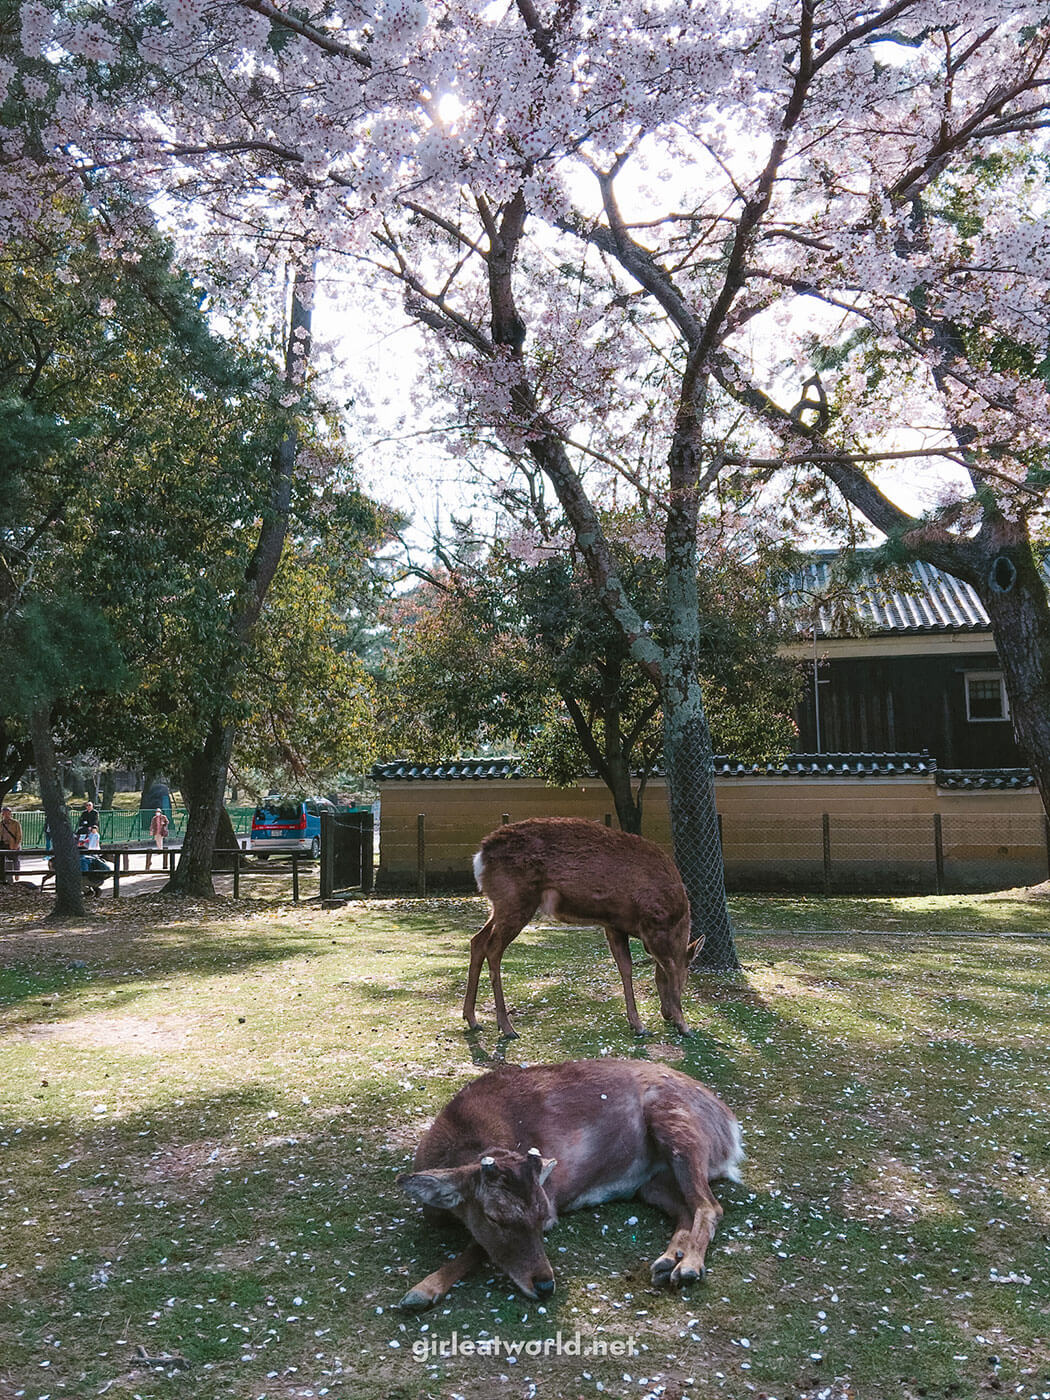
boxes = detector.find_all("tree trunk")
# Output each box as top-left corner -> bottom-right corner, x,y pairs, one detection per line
662,471 -> 739,971
479,193 -> 737,963
212,804 -> 239,871
969,524 -> 1050,817
561,689 -> 644,832
29,704 -> 85,920
662,670 -> 737,970
606,758 -> 643,833
166,258 -> 314,897
168,719 -> 235,896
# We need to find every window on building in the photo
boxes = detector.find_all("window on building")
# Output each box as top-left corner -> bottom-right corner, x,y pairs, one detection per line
965,671 -> 1010,722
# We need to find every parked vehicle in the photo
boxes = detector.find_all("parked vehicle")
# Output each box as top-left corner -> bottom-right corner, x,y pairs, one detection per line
249,797 -> 334,859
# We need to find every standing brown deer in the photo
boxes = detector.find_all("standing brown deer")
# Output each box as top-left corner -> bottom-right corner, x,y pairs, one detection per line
464,816 -> 691,1037
397,1058 -> 742,1309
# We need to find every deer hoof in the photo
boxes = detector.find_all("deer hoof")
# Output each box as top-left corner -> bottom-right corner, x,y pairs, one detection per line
670,1261 -> 706,1287
399,1287 -> 438,1311
497,1027 -> 519,1040
650,1255 -> 676,1287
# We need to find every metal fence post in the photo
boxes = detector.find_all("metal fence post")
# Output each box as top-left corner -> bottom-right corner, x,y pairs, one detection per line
416,814 -> 426,897
361,813 -> 375,894
320,811 -> 334,900
822,812 -> 831,897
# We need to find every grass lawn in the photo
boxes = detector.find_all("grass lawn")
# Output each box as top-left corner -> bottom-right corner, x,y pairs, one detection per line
1,888 -> 1048,1400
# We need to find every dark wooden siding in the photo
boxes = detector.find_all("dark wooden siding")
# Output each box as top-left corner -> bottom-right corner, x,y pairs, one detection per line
793,652 -> 1021,768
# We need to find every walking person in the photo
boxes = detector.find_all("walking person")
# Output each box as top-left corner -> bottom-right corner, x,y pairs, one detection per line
146,808 -> 169,871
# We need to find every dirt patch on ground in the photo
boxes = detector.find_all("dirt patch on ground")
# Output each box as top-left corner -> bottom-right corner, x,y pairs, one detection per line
138,1139 -> 233,1186
22,1011 -> 197,1050
836,1148 -> 945,1222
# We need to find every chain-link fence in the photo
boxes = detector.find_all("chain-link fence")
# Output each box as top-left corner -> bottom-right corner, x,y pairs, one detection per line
662,741 -> 737,969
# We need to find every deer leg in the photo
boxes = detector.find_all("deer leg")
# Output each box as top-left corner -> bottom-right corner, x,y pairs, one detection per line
399,1241 -> 486,1311
603,927 -> 645,1034
650,953 -> 688,1035
645,1118 -> 724,1285
463,916 -> 495,1030
638,1168 -> 697,1286
488,924 -> 523,1038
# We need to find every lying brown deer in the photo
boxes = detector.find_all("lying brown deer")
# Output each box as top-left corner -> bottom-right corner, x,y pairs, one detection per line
397,1058 -> 742,1309
464,816 -> 692,1038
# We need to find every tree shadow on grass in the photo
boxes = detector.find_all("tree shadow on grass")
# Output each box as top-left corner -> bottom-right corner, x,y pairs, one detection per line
0,929 -> 321,1029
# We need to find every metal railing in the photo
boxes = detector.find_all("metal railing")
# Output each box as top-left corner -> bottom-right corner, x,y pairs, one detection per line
4,804 -> 264,848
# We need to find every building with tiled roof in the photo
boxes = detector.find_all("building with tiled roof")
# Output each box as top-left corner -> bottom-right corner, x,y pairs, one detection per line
781,551 -> 1040,770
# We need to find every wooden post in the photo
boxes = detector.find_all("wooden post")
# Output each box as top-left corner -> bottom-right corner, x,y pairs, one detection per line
822,812 -> 831,897
111,852 -> 120,899
933,813 -> 945,895
292,853 -> 300,903
604,813 -> 612,827
233,847 -> 240,899
1044,815 -> 1050,882
416,814 -> 426,898
501,813 -> 510,824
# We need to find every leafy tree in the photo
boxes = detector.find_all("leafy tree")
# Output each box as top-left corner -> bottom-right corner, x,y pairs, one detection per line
383,531 -> 802,833
231,555 -> 381,794
0,717 -> 32,808
4,599 -> 126,916
0,205 -> 316,905
14,2 -> 1050,964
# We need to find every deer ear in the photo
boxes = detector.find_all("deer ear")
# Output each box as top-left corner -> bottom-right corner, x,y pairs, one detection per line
397,1166 -> 473,1209
528,1147 -> 557,1185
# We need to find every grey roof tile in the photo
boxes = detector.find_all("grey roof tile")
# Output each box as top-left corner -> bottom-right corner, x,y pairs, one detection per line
782,550 -> 1048,636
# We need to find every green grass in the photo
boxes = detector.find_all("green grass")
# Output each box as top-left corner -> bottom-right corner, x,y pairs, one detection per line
1,891 -> 1049,1400
733,886 -> 1050,934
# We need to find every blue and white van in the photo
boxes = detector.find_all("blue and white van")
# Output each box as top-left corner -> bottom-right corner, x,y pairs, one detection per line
249,797 -> 335,859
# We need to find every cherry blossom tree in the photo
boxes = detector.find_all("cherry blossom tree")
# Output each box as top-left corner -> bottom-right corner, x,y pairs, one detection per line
354,2 -> 1050,959
10,1 -> 1050,956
